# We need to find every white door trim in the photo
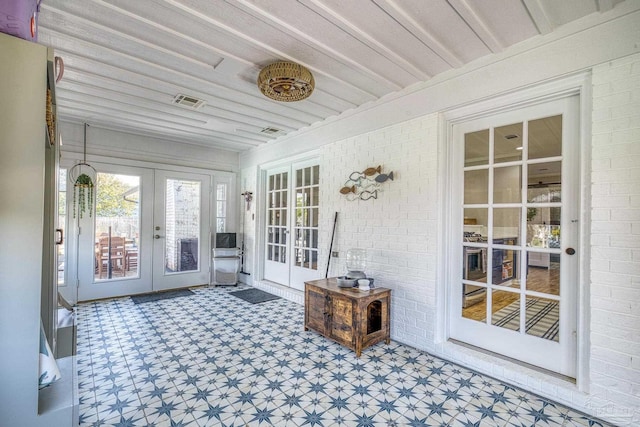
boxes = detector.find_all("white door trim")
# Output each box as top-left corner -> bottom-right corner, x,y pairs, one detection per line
436,72 -> 592,390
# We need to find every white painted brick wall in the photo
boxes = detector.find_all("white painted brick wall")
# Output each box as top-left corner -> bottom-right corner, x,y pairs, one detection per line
319,114 -> 439,348
589,52 -> 640,424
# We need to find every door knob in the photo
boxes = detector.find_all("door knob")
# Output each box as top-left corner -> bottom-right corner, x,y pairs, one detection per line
55,228 -> 64,245
565,247 -> 576,255
154,234 -> 163,239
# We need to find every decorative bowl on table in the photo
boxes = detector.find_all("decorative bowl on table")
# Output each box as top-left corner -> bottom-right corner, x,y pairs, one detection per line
336,276 -> 357,288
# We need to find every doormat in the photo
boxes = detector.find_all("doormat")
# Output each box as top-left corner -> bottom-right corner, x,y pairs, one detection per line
131,289 -> 195,304
229,288 -> 280,304
488,298 -> 559,342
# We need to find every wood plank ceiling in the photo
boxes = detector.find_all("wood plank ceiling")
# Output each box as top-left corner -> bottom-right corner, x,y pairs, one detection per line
37,0 -> 625,153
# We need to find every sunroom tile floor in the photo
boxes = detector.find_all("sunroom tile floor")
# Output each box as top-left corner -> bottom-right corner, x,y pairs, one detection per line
77,285 -> 610,426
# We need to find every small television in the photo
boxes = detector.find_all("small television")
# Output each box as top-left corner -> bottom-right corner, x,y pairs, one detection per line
215,232 -> 236,248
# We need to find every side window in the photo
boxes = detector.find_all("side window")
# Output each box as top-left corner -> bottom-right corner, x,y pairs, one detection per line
216,183 -> 227,232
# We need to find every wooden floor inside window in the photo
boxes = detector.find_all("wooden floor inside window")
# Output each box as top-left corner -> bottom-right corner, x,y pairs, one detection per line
462,263 -> 560,321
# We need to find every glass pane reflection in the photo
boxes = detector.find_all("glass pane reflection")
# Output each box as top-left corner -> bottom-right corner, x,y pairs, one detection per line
461,283 -> 487,324
491,247 -> 519,286
526,251 -> 560,296
494,122 -> 523,164
463,246 -> 487,282
529,115 -> 562,159
464,169 -> 489,204
464,208 -> 487,234
491,290 -> 520,332
465,129 -> 490,167
493,208 -> 520,240
527,219 -> 561,248
528,162 -> 561,202
525,296 -> 559,342
494,166 -> 521,203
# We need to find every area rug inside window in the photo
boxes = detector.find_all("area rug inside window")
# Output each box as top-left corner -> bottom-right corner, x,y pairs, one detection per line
488,298 -> 559,342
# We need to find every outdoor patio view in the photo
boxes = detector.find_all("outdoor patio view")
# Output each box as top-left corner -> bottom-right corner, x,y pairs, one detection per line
94,172 -> 140,281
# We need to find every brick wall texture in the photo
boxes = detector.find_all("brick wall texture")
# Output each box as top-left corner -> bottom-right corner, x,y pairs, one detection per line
588,53 -> 640,423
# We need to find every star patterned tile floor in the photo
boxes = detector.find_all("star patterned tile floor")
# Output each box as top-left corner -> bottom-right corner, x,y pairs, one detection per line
77,285 -> 612,426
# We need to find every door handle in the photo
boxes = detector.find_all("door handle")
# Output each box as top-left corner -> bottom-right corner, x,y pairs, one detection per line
55,228 -> 64,245
154,234 -> 164,239
565,247 -> 576,255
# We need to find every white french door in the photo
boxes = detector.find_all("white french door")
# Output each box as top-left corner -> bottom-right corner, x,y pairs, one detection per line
152,170 -> 210,291
264,161 -> 320,290
449,95 -> 580,377
75,164 -> 210,301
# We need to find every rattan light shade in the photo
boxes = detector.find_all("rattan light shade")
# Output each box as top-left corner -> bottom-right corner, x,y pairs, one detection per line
257,62 -> 314,102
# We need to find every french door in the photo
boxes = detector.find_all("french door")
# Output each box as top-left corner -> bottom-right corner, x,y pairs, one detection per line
76,163 -> 210,301
152,170 -> 210,291
264,161 -> 320,290
449,95 -> 579,377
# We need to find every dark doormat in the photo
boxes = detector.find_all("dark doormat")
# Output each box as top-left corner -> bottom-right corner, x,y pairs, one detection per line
229,288 -> 280,304
131,289 -> 194,304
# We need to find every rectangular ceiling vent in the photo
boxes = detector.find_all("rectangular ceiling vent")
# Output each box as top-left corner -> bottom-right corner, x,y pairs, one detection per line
261,127 -> 282,135
173,94 -> 206,109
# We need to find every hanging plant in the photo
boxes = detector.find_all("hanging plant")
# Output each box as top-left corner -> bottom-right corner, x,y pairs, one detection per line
73,173 -> 94,219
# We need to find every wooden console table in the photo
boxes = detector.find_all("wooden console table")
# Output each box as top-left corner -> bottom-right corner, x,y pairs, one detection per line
304,278 -> 391,357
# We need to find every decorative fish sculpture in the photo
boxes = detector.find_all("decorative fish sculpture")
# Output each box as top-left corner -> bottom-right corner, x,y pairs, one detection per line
363,165 -> 382,176
360,181 -> 380,191
359,190 -> 378,200
375,171 -> 394,183
340,185 -> 357,194
349,171 -> 365,181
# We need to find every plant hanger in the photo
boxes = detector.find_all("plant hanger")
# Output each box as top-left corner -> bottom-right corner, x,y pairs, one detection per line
69,123 -> 97,218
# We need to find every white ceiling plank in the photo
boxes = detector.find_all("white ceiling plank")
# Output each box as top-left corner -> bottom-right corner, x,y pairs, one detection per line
41,5 -> 362,118
58,72 -> 281,136
372,0 -> 464,68
446,0 -> 504,53
596,0 -> 615,12
90,0 -> 253,68
523,0 -> 554,34
163,0 -> 395,97
58,100 -> 264,148
299,0 -> 431,81
103,0 -> 380,104
56,58 -> 311,134
40,4 -> 221,72
61,112 -> 248,154
42,32 -> 326,126
57,92 -> 267,147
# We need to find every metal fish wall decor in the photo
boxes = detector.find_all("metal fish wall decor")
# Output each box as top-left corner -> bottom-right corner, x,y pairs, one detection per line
340,165 -> 395,201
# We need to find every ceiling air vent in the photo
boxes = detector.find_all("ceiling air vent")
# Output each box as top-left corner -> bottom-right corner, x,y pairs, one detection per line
173,94 -> 206,109
261,127 -> 282,135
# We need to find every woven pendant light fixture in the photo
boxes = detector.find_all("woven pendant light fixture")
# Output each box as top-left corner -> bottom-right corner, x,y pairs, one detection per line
257,61 -> 315,102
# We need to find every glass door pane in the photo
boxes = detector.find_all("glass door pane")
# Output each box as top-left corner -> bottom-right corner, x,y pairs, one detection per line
57,168 -> 67,286
94,172 -> 140,281
294,165 -> 319,271
267,172 -> 288,264
164,178 -> 200,273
